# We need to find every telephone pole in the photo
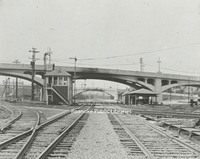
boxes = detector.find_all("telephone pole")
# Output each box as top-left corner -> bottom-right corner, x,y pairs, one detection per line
140,58 -> 144,72
44,49 -> 53,72
47,48 -> 53,65
43,52 -> 48,102
69,57 -> 77,104
29,47 -> 39,101
13,60 -> 21,99
157,58 -> 162,73
43,49 -> 53,102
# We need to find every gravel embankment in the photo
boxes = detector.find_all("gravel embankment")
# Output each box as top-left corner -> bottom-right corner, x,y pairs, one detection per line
67,113 -> 129,159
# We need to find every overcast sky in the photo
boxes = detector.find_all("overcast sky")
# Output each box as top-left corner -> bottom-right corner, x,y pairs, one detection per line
1,0 -> 200,79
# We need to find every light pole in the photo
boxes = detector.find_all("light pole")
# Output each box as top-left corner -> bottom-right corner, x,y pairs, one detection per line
29,47 -> 39,101
69,57 -> 77,104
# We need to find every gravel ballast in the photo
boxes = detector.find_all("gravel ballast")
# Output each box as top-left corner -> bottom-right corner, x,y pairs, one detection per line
67,113 -> 129,159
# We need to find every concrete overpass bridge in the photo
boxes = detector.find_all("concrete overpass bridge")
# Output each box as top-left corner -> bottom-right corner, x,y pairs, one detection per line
0,63 -> 200,103
74,87 -> 117,99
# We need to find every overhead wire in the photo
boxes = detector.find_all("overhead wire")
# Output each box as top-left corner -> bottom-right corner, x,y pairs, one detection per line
2,41 -> 199,75
78,42 -> 200,61
50,55 -> 200,74
145,63 -> 200,74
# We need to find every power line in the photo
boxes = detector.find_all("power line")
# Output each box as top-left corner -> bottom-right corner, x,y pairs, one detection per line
146,64 -> 200,74
53,58 -> 200,74
53,59 -> 138,66
78,42 -> 200,61
161,67 -> 200,74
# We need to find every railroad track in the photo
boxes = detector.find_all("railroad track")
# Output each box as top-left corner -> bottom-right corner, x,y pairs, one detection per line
108,114 -> 150,159
0,104 -> 90,159
108,113 -> 200,159
14,105 -> 92,159
0,104 -> 16,128
0,107 -> 40,159
0,105 -> 39,143
36,106 -> 91,159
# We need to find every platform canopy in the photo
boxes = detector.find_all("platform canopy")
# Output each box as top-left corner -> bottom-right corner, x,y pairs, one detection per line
128,88 -> 157,96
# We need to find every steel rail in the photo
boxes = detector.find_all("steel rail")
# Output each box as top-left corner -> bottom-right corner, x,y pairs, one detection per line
14,105 -> 85,159
0,110 -> 22,133
0,109 -> 40,150
35,106 -> 83,130
32,109 -> 42,128
113,114 -> 155,159
36,106 -> 92,159
0,129 -> 33,150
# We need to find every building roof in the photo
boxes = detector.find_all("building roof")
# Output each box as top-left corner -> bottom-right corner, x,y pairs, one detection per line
122,91 -> 131,96
126,88 -> 157,96
117,89 -> 127,94
45,69 -> 71,77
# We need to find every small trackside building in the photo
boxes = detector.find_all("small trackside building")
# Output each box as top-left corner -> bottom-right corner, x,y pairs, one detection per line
122,88 -> 158,105
44,69 -> 73,105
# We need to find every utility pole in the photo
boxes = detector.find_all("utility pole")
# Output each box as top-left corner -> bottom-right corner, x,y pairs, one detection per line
47,48 -> 53,65
69,57 -> 77,104
157,58 -> 162,73
43,49 -> 53,102
44,49 -> 53,70
29,47 -> 39,101
43,52 -> 48,102
44,53 -> 48,72
13,60 -> 21,99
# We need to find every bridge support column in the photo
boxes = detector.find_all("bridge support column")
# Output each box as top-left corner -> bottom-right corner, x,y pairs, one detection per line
40,88 -> 43,101
155,78 -> 163,104
68,77 -> 73,105
43,76 -> 48,103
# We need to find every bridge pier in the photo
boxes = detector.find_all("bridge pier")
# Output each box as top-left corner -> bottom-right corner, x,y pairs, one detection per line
68,77 -> 73,105
155,78 -> 163,103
